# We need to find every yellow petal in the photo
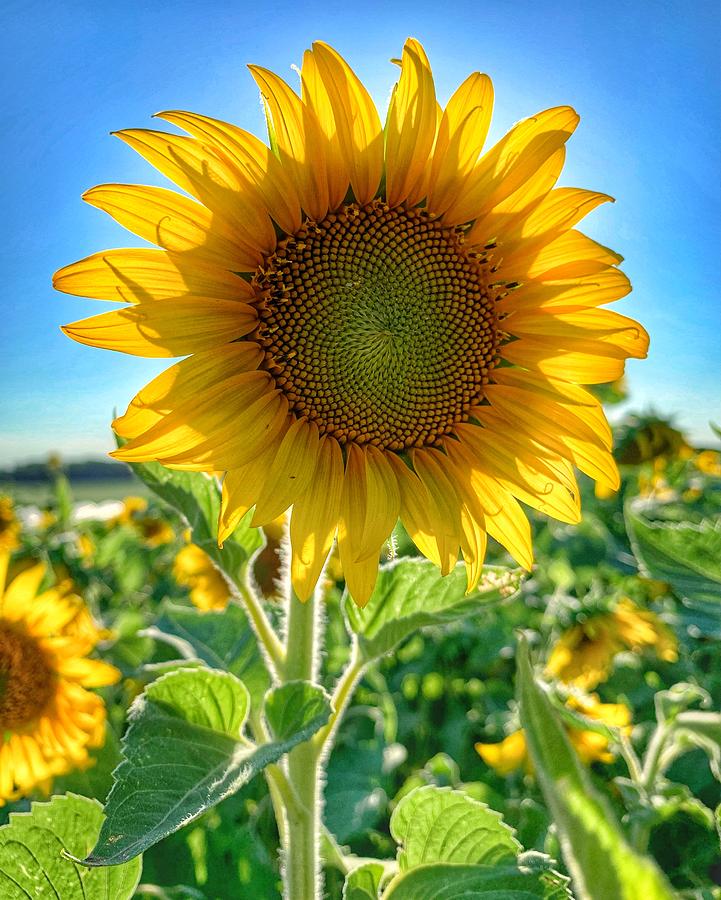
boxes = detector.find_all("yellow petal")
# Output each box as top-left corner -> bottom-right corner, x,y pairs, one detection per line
458,506 -> 488,592
457,421 -> 581,525
410,448 -> 461,575
427,72 -> 494,215
443,106 -> 579,225
56,657 -> 120,687
113,129 -> 276,256
154,110 -> 302,235
497,269 -> 631,315
1,562 -> 45,619
444,439 -> 534,570
339,445 -> 400,564
248,65 -> 330,221
62,298 -> 257,358
83,184 -> 256,270
219,440 -> 282,544
337,524 -> 380,608
53,248 -> 252,303
386,453 -> 444,567
113,343 -> 263,439
252,417 -> 321,525
385,38 -> 437,207
501,339 -> 637,383
290,436 -> 344,601
311,42 -> 383,205
112,372 -> 275,465
300,49 -> 350,209
503,229 -> 623,282
508,307 -> 649,359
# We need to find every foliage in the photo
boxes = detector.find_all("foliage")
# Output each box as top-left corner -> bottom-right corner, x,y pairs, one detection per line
2,410 -> 720,898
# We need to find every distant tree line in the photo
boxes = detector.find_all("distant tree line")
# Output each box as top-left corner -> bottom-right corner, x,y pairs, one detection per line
0,460 -> 133,483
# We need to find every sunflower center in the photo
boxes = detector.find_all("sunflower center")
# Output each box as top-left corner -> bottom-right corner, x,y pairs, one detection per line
254,201 -> 500,450
0,624 -> 54,729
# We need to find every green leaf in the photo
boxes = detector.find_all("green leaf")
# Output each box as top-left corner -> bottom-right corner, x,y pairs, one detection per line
264,680 -> 332,742
343,862 -> 385,900
0,794 -> 141,899
151,600 -> 270,710
346,559 -> 522,661
382,859 -> 571,899
516,634 -> 676,900
83,668 -> 330,865
390,785 -> 520,870
123,457 -> 263,581
626,507 -> 721,607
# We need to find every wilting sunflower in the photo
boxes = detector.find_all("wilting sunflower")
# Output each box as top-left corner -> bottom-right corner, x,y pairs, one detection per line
55,39 -> 648,605
545,598 -> 678,690
173,543 -> 231,611
0,550 -> 119,804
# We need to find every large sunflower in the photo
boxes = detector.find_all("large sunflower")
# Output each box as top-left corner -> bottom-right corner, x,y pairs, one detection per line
0,550 -> 119,804
55,39 -> 647,605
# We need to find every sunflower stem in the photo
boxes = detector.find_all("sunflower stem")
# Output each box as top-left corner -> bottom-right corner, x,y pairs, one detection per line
282,588 -> 323,900
235,578 -> 285,679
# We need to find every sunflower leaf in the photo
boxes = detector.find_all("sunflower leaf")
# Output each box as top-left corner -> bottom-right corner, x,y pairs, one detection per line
343,862 -> 386,899
390,785 -> 520,870
516,634 -> 676,900
82,668 -> 330,865
381,861 -> 571,899
120,455 -> 263,582
345,558 -> 522,661
0,793 -> 141,899
626,507 -> 721,607
152,600 -> 270,711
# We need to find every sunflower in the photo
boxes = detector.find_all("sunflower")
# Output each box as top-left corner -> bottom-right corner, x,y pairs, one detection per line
173,543 -> 231,611
0,497 -> 20,552
476,693 -> 631,774
114,495 -> 175,547
55,39 -> 648,606
0,550 -> 120,805
545,598 -> 678,690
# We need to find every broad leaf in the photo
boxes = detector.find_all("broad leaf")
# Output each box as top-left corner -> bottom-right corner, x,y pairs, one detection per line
0,794 -> 141,899
124,458 -> 263,581
343,862 -> 386,900
382,859 -> 571,899
626,508 -> 721,607
516,635 -> 675,900
390,785 -> 519,870
83,668 -> 330,865
264,680 -> 332,741
346,559 -> 522,660
150,600 -> 270,709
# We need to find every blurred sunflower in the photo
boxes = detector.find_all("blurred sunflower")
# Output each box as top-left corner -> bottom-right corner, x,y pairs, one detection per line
545,598 -> 678,690
0,550 -> 119,805
476,693 -> 631,774
114,495 -> 175,547
0,497 -> 20,552
173,543 -> 231,611
56,39 -> 647,605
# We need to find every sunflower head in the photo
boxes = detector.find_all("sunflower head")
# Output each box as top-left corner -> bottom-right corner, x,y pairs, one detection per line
0,496 -> 20,553
173,543 -> 231,611
0,550 -> 119,805
55,39 -> 648,605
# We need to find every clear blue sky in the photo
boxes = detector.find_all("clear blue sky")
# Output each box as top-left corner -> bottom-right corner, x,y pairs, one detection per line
1,0 -> 719,466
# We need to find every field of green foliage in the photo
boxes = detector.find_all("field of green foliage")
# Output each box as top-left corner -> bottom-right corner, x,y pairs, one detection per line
1,404 -> 720,899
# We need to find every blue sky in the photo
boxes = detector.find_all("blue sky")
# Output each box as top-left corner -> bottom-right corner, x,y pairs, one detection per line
1,0 -> 719,466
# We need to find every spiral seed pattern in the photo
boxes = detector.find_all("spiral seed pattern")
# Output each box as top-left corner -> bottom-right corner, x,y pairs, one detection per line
254,201 -> 500,450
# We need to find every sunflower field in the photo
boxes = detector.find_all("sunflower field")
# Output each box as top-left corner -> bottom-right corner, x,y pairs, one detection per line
2,26 -> 720,900
1,406 -> 719,899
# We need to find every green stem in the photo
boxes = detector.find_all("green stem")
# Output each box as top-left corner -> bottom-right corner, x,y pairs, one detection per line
236,578 -> 285,679
314,638 -> 365,757
283,590 -> 322,900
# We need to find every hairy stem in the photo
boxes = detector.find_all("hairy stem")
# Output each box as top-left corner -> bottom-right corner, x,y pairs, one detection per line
235,578 -> 285,679
282,590 -> 322,899
314,638 -> 365,758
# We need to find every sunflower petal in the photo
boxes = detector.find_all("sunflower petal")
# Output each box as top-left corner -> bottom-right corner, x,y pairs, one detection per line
311,42 -> 383,205
62,298 -> 257,357
252,418 -> 321,525
83,183 -> 256,270
290,436 -> 344,601
385,38 -> 437,207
